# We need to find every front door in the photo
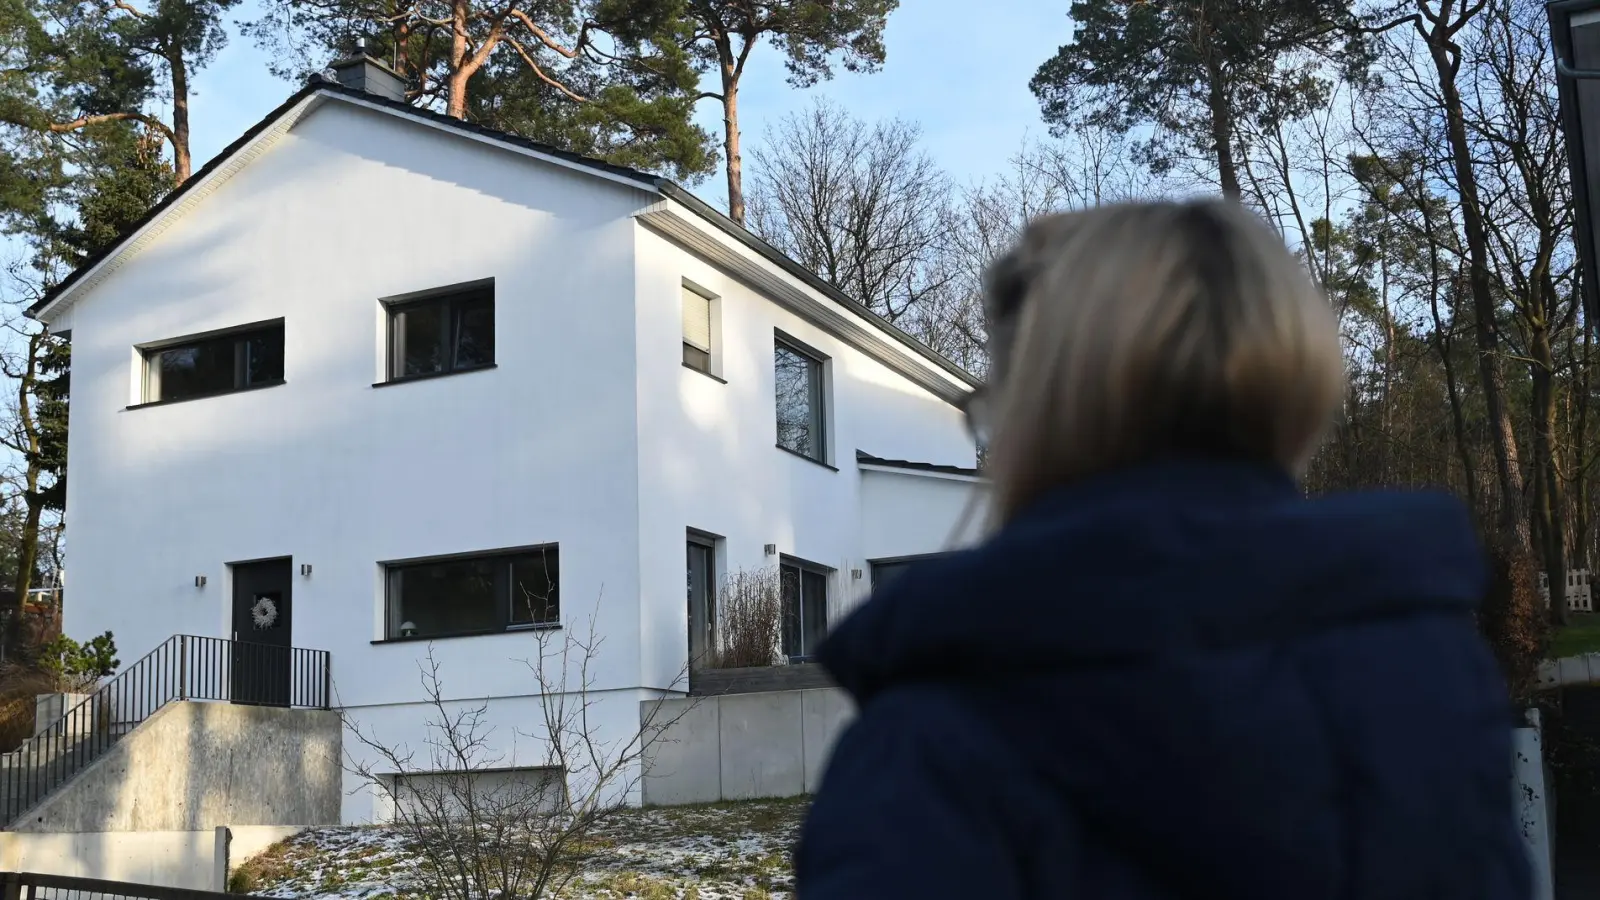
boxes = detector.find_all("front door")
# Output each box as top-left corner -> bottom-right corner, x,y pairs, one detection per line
231,558 -> 293,707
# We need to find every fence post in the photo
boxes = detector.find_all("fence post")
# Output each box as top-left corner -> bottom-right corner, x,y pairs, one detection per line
213,825 -> 232,892
322,652 -> 332,710
1,871 -> 20,900
178,635 -> 188,702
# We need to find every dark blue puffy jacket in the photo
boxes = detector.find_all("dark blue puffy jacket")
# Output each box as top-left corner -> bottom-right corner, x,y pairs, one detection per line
798,458 -> 1530,900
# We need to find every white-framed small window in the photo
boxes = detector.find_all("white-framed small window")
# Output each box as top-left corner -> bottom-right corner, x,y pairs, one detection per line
682,283 -> 717,375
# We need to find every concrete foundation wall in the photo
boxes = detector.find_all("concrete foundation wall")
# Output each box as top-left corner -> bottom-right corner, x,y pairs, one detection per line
0,825 -> 300,891
641,687 -> 854,805
13,701 -> 341,833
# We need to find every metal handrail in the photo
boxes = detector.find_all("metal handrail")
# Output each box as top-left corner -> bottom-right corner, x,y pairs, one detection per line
1,634 -> 331,826
2,869 -> 233,899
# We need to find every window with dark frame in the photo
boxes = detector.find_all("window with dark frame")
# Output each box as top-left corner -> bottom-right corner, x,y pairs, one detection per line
780,557 -> 829,662
870,555 -> 949,592
142,321 -> 284,404
682,286 -> 714,373
385,546 -> 558,640
775,339 -> 825,462
386,283 -> 495,381
687,534 -> 715,668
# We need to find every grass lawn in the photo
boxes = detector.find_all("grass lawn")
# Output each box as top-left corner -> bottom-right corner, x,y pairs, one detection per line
1552,613 -> 1600,659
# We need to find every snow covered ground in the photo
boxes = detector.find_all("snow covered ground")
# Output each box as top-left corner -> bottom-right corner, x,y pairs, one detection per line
232,797 -> 806,899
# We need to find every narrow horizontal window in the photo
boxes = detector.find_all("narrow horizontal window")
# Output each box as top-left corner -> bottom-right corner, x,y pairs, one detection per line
387,284 -> 495,381
142,321 -> 284,404
385,545 -> 559,640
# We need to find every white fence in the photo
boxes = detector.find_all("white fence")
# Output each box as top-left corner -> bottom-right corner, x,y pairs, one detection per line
1539,569 -> 1593,613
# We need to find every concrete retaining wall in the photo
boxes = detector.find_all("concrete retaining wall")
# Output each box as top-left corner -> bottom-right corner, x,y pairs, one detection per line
641,687 -> 854,805
0,825 -> 301,891
12,700 -> 342,833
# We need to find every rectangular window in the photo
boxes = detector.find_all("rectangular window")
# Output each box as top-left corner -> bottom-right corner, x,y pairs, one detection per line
682,286 -> 714,373
385,545 -> 558,640
871,554 -> 949,592
780,557 -> 830,662
775,338 -> 825,462
687,534 -> 715,668
142,321 -> 285,404
386,283 -> 495,381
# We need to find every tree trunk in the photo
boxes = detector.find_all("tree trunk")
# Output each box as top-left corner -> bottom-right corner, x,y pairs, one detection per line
1532,316 -> 1568,624
4,332 -> 45,659
721,64 -> 744,225
1426,33 -> 1529,551
446,0 -> 471,119
1205,65 -> 1241,200
169,51 -> 192,182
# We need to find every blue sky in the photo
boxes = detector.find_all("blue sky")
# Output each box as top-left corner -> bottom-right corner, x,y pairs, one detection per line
189,1 -> 1074,204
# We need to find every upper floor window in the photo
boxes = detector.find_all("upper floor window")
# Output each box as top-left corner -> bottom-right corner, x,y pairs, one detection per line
141,320 -> 284,405
386,282 -> 494,382
384,544 -> 558,641
682,285 -> 715,374
775,337 -> 826,463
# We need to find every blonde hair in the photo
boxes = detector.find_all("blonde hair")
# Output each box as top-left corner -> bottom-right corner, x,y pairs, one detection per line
981,199 -> 1344,527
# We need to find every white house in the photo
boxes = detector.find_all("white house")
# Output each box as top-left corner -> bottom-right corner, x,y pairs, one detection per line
25,56 -> 984,825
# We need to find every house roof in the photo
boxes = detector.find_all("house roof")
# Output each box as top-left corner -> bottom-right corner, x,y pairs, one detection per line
28,77 -> 981,395
856,450 -> 981,479
1551,0 -> 1600,329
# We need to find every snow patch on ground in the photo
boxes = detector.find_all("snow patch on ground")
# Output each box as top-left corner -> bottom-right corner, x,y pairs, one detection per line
239,798 -> 806,899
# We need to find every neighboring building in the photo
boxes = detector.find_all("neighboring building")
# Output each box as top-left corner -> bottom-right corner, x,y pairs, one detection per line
1553,0 -> 1600,327
25,57 -> 983,823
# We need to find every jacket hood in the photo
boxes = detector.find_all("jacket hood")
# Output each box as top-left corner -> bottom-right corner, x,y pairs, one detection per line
821,458 -> 1488,703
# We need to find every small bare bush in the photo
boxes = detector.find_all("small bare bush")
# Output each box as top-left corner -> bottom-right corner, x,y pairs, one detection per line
713,568 -> 783,669
348,600 -> 694,900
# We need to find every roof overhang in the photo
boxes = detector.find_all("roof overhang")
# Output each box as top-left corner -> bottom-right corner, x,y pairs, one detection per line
1551,0 -> 1600,329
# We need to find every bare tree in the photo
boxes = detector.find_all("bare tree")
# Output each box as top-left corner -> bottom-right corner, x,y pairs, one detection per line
748,99 -> 955,324
711,567 -> 782,669
347,607 -> 693,900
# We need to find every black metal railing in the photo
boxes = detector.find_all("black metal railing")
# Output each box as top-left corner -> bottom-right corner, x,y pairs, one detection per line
1,635 -> 331,826
1,870 -> 233,899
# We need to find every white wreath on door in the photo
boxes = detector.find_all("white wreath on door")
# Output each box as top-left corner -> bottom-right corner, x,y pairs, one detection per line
250,595 -> 279,629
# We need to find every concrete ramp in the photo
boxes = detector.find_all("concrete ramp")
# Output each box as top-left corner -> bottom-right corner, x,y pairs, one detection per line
7,701 -> 341,834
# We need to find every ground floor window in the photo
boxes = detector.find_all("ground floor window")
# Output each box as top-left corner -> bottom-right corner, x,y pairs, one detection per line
780,557 -> 830,662
687,533 -> 717,668
385,545 -> 558,640
870,554 -> 950,592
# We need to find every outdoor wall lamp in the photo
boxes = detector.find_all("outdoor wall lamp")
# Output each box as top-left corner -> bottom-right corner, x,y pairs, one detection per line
764,543 -> 777,556
300,564 -> 313,577
194,575 -> 207,588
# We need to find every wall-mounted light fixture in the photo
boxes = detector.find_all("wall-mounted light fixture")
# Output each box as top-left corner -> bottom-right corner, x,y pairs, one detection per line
194,575 -> 207,588
851,569 -> 863,580
763,543 -> 777,557
300,564 -> 313,577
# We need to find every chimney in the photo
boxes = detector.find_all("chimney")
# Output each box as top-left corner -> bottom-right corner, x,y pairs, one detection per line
327,39 -> 408,103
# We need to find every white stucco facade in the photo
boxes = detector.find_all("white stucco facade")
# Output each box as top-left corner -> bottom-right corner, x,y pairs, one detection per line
39,87 -> 983,822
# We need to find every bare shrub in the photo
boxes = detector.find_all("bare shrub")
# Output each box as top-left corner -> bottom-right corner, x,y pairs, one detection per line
713,567 -> 783,669
347,603 -> 694,900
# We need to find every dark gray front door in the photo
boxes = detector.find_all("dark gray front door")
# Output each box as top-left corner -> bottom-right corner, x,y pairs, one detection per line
231,558 -> 292,707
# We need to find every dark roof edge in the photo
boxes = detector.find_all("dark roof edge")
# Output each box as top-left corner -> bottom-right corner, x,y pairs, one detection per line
27,81 -> 981,387
856,450 -> 982,478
